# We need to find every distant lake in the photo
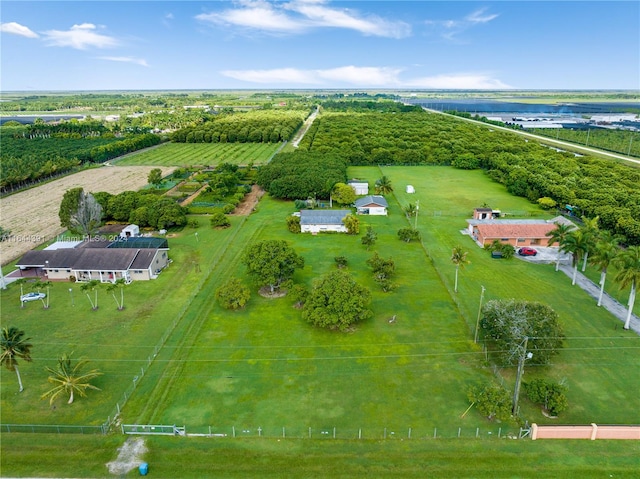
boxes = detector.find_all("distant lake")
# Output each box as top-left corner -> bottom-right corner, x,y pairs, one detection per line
0,114 -> 85,125
404,99 -> 640,115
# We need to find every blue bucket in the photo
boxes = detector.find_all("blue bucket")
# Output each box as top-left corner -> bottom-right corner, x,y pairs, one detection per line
139,462 -> 149,476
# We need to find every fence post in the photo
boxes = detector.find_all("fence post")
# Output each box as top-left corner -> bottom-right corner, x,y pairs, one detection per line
433,428 -> 437,438
408,427 -> 412,439
498,427 -> 501,438
308,427 -> 311,439
232,426 -> 235,438
458,427 -> 461,438
358,428 -> 362,439
333,427 -> 336,439
282,427 -> 286,438
476,427 -> 480,438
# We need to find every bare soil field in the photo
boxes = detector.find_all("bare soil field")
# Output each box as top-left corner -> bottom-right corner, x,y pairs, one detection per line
0,166 -> 174,265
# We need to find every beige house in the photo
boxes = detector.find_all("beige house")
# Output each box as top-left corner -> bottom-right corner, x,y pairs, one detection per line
15,237 -> 170,283
466,216 -> 575,248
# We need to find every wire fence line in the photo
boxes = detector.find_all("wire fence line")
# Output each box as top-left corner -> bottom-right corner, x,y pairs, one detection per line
0,423 -> 106,435
120,423 -> 531,441
105,215 -> 252,432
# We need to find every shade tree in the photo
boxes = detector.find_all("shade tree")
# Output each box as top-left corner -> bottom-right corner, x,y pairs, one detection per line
41,353 -> 102,405
303,270 -> 372,332
242,240 -> 304,294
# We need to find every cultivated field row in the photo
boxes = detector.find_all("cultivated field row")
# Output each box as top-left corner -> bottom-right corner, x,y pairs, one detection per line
117,142 -> 282,167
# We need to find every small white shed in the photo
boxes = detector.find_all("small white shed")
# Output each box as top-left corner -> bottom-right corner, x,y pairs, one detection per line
406,185 -> 415,194
120,224 -> 140,239
348,180 -> 369,196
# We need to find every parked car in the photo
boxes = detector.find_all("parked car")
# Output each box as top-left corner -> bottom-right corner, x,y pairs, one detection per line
518,247 -> 538,257
20,292 -> 46,302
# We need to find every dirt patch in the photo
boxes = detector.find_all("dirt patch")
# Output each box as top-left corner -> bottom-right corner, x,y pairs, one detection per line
230,185 -> 265,216
106,437 -> 147,476
259,286 -> 288,298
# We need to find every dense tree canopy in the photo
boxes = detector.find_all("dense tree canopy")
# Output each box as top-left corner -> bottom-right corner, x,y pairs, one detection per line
242,240 -> 304,293
303,270 -> 372,331
256,152 -> 347,200
480,300 -> 565,366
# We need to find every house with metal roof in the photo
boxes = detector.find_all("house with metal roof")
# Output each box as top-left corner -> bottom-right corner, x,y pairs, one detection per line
14,237 -> 170,283
355,195 -> 388,215
348,179 -> 369,196
300,210 -> 350,233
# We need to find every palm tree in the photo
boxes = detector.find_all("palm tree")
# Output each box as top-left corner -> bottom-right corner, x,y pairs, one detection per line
589,233 -> 620,307
451,245 -> 470,293
41,353 -> 102,405
33,279 -> 52,309
375,176 -> 393,195
80,280 -> 100,310
613,246 -> 640,330
561,230 -> 589,286
15,278 -> 29,308
106,278 -> 126,310
546,223 -> 574,272
579,216 -> 600,272
1,327 -> 33,392
404,202 -> 417,218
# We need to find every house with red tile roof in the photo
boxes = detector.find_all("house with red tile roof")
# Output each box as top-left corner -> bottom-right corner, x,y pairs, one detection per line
466,216 -> 576,248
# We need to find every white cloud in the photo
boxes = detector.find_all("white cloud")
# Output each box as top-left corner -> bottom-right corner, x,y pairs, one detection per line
0,22 -> 39,38
426,7 -> 499,42
221,65 -> 511,89
466,8 -> 499,24
42,23 -> 119,50
197,0 -> 410,38
97,56 -> 149,67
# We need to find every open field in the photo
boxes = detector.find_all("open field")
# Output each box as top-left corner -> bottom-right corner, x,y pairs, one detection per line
116,142 -> 282,167
1,166 -> 639,477
0,166 -> 174,265
2,434 -> 640,478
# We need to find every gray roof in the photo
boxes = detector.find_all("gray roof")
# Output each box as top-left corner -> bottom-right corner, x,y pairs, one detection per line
16,248 -> 161,271
300,209 -> 350,225
355,195 -> 388,208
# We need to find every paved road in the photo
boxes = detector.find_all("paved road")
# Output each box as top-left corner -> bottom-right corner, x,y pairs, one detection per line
556,263 -> 639,334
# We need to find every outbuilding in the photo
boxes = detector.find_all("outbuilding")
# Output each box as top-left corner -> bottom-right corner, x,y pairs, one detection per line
355,195 -> 388,216
300,210 -> 350,233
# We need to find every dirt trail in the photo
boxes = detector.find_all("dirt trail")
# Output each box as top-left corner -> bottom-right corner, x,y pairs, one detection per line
230,185 -> 265,216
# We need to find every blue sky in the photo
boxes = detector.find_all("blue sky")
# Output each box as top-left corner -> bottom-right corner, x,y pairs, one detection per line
1,1 -> 638,91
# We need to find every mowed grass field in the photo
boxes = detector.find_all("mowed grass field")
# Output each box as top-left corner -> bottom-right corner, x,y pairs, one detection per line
130,167 -> 637,435
116,142 -> 282,167
2,166 -> 640,477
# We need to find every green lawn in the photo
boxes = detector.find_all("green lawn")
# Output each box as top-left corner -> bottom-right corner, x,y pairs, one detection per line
1,166 -> 639,477
2,434 -> 639,478
116,142 -> 282,167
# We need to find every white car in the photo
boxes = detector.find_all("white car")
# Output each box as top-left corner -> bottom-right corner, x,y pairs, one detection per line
20,292 -> 46,302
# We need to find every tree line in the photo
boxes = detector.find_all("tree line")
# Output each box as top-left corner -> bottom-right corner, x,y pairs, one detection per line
170,110 -> 307,144
294,109 -> 640,245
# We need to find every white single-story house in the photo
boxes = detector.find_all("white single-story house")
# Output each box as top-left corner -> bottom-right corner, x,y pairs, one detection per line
120,224 -> 140,239
355,195 -> 388,216
406,185 -> 415,194
348,180 -> 369,196
15,237 -> 170,283
300,210 -> 350,233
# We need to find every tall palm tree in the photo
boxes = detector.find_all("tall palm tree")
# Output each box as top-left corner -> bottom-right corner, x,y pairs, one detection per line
451,245 -> 470,293
106,278 -> 126,310
33,279 -> 52,309
561,230 -> 589,285
375,176 -> 393,195
80,280 -> 100,310
0,327 -> 33,392
41,353 -> 102,405
546,223 -> 574,272
613,246 -> 640,330
404,202 -> 417,219
579,216 -> 600,272
589,233 -> 620,307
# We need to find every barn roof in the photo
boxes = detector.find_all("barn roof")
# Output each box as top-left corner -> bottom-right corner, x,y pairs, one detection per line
300,209 -> 350,225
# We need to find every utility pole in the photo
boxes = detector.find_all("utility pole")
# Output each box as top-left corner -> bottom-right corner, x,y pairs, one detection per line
512,336 -> 531,415
474,286 -> 486,343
